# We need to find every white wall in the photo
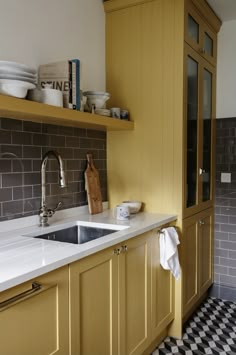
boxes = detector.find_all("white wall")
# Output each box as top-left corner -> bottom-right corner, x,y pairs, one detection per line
0,0 -> 105,91
217,20 -> 236,118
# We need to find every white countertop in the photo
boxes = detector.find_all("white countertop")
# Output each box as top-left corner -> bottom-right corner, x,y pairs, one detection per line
0,208 -> 177,292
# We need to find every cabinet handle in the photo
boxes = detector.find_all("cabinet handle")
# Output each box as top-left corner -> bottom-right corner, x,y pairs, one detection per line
121,245 -> 128,252
199,168 -> 206,175
199,220 -> 205,226
200,48 -> 206,54
113,248 -> 121,255
0,282 -> 53,312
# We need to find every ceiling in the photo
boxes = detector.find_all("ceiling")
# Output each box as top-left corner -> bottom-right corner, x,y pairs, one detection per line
206,0 -> 236,21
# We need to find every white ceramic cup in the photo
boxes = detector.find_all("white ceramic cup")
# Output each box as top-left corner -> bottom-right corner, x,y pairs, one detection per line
111,107 -> 121,119
113,204 -> 130,220
41,88 -> 63,107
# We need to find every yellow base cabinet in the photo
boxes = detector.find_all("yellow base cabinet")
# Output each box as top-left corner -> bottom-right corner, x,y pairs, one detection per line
198,209 -> 214,298
118,232 -> 152,355
69,229 -> 174,355
69,246 -> 119,355
0,266 -> 69,355
151,230 -> 174,340
182,208 -> 213,317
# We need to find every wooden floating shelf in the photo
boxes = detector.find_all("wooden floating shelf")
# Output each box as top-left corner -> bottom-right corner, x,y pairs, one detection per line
0,95 -> 134,131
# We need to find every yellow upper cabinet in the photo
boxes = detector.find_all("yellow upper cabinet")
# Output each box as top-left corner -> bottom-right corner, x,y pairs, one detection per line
104,0 -> 221,218
184,44 -> 216,218
185,0 -> 219,66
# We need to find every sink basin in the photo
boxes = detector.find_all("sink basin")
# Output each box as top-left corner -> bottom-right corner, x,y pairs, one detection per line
24,222 -> 129,245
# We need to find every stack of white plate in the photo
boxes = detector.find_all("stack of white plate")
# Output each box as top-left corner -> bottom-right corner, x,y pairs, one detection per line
0,61 -> 37,98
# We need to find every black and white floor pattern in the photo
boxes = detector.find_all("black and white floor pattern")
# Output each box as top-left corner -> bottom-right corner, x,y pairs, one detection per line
152,297 -> 236,355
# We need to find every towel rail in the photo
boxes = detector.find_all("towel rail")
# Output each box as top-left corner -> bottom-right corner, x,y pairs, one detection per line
156,226 -> 178,235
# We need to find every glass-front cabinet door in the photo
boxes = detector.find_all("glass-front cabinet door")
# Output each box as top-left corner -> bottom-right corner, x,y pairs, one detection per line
201,24 -> 217,66
201,68 -> 212,202
186,54 -> 199,209
185,4 -> 217,66
184,44 -> 215,217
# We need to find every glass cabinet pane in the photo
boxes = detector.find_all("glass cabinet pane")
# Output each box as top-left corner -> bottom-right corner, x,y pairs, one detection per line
186,56 -> 198,208
188,15 -> 199,44
202,69 -> 212,202
204,33 -> 213,57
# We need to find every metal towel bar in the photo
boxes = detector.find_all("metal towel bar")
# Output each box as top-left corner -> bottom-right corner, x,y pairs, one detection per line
0,282 -> 55,312
156,226 -> 178,235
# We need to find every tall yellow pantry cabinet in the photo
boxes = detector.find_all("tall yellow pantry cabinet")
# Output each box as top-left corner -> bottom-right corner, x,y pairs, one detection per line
104,0 -> 221,339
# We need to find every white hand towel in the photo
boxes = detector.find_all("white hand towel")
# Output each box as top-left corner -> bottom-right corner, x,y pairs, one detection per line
159,227 -> 180,280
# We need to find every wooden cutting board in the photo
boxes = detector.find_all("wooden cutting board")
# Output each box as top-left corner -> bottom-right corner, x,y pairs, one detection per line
84,154 -> 103,214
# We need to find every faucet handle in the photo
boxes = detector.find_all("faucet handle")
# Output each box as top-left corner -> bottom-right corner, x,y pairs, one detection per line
55,201 -> 62,211
47,201 -> 62,218
52,201 -> 62,214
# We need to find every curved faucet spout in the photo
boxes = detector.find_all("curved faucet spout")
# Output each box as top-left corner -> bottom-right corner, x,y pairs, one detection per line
39,150 -> 67,227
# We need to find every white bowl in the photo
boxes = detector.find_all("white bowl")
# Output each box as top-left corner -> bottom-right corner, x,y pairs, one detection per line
122,201 -> 142,214
0,79 -> 36,98
83,91 -> 110,111
95,108 -> 111,116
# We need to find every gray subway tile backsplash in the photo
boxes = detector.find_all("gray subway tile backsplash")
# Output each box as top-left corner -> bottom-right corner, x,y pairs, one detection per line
0,118 -> 107,221
219,274 -> 236,287
215,118 -> 236,297
0,188 -> 12,202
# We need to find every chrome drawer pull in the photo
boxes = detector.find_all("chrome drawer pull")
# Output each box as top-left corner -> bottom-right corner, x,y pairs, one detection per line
0,282 -> 52,312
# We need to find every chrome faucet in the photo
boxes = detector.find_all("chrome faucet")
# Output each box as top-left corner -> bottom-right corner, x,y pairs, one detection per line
39,150 -> 66,227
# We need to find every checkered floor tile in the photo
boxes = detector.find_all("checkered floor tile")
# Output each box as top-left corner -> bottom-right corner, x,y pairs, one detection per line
152,297 -> 236,355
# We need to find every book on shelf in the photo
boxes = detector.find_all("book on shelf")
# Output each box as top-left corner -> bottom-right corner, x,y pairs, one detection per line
38,59 -> 80,110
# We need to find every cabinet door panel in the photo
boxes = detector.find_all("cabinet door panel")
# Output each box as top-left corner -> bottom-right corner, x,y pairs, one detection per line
185,3 -> 217,66
202,68 -> 212,202
0,267 -> 69,355
186,53 -> 199,209
184,44 -> 215,217
119,234 -> 151,355
151,231 -> 174,339
198,209 -> 213,296
70,248 -> 118,355
182,215 -> 198,316
200,61 -> 215,208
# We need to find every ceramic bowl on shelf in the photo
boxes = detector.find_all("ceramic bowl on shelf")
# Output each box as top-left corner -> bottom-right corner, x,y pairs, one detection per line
95,108 -> 111,116
83,91 -> 110,112
0,79 -> 36,98
121,201 -> 142,214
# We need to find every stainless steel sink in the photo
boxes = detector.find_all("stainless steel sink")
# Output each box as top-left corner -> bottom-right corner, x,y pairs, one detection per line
26,223 -> 128,245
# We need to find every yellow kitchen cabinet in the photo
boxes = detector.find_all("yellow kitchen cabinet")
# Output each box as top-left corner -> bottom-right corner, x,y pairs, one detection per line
118,232 -> 152,355
184,43 -> 216,218
0,266 -> 69,355
69,245 -> 119,355
104,0 -> 220,337
151,229 -> 174,341
198,208 -> 214,298
104,0 -> 220,218
182,208 -> 213,318
182,213 -> 199,316
69,229 -> 174,355
185,0 -> 217,66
